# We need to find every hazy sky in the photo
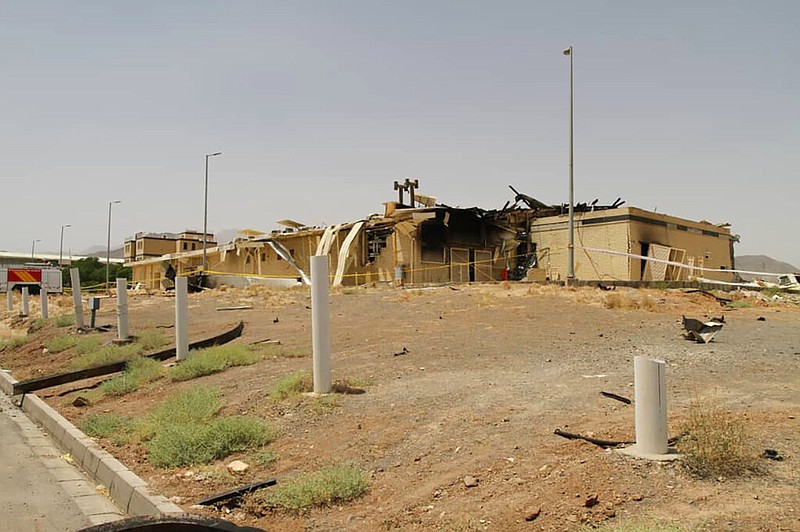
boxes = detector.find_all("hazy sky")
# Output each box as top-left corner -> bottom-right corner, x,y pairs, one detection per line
2,1 -> 798,265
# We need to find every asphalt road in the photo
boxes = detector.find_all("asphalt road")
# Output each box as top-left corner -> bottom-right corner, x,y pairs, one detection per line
0,392 -> 122,532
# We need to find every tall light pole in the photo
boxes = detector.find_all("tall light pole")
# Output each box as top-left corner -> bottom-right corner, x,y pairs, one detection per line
106,200 -> 122,292
203,151 -> 222,273
59,224 -> 72,266
563,45 -> 575,281
31,239 -> 41,260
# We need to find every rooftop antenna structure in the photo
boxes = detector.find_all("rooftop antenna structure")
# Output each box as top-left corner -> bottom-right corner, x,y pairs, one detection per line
404,178 -> 419,207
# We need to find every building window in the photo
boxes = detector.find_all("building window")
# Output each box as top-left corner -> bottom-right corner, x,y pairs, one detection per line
420,221 -> 446,263
183,242 -> 188,250
365,226 -> 392,264
260,253 -> 266,262
192,243 -> 196,250
704,251 -> 712,260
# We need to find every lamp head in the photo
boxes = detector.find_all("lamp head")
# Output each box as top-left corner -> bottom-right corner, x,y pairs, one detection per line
563,46 -> 572,56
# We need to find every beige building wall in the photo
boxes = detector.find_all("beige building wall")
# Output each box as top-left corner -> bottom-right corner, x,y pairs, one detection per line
127,206 -> 734,288
625,208 -> 733,282
529,207 -> 734,282
333,224 -> 397,286
529,214 -> 631,281
138,237 -> 176,259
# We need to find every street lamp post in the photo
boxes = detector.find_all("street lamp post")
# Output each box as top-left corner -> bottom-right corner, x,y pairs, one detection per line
202,151 -> 222,273
563,45 -> 575,281
59,224 -> 72,266
106,201 -> 122,292
31,239 -> 41,260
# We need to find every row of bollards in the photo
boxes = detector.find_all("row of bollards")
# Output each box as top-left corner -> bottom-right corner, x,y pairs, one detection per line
6,264 -> 665,452
170,258 -> 331,387
6,286 -> 47,319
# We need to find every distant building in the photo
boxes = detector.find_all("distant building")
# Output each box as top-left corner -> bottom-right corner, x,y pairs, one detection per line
124,231 -> 216,262
125,184 -> 737,289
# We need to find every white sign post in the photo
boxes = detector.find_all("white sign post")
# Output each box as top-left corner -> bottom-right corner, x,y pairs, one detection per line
116,278 -> 129,342
311,256 -> 332,394
70,268 -> 84,329
175,276 -> 189,361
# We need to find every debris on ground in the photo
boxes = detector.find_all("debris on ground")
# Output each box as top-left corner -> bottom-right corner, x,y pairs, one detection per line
600,391 -> 632,405
682,315 -> 724,343
762,449 -> 784,461
196,478 -> 277,506
553,428 -> 631,449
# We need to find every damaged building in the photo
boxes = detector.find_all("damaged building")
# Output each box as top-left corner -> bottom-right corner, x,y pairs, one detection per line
124,181 -> 737,289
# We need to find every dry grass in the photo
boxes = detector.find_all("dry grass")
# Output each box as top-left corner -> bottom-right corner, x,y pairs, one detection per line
248,462 -> 368,512
270,371 -> 313,401
0,335 -> 27,351
168,344 -> 261,382
677,397 -> 762,479
582,519 -> 686,532
94,357 -> 164,398
603,291 -> 660,311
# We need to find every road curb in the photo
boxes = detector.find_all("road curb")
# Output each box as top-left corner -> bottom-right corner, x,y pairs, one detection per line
0,368 -> 183,517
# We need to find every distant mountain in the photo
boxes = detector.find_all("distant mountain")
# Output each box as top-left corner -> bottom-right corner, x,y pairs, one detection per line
735,255 -> 799,281
79,245 -> 125,259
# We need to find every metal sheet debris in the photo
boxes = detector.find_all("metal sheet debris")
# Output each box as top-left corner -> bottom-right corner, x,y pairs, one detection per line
682,315 -> 724,343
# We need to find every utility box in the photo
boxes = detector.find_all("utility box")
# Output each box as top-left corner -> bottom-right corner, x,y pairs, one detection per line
87,297 -> 101,328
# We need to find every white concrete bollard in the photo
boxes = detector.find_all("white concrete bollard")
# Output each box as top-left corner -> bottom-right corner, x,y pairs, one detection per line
7,289 -> 13,312
116,278 -> 128,342
21,287 -> 29,317
70,268 -> 84,329
41,287 -> 48,319
311,255 -> 332,394
175,276 -> 189,361
634,356 -> 669,455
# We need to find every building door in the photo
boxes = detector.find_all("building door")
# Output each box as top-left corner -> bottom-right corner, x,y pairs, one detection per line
474,250 -> 492,281
450,248 -> 470,283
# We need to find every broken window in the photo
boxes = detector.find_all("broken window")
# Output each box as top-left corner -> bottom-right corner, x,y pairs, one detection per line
420,221 -> 446,263
365,226 -> 392,264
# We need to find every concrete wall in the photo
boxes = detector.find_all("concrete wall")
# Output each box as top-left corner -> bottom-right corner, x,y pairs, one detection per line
626,208 -> 734,282
529,213 -> 631,281
529,207 -> 734,282
126,206 -> 734,287
137,237 -> 179,259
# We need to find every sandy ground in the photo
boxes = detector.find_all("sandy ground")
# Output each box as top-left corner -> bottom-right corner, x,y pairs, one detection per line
1,283 -> 799,531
